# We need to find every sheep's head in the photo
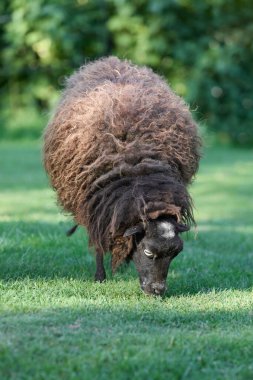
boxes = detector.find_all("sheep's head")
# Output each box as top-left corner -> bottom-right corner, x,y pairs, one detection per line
124,217 -> 189,296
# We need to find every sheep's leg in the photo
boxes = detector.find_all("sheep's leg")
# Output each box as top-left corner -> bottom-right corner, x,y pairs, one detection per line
94,250 -> 106,282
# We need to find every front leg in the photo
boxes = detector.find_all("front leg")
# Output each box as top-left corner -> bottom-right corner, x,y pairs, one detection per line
94,250 -> 106,282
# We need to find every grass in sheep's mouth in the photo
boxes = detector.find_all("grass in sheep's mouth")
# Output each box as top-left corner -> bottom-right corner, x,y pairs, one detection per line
0,142 -> 253,380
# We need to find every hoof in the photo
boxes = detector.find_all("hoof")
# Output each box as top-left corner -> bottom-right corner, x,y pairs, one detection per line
94,273 -> 106,283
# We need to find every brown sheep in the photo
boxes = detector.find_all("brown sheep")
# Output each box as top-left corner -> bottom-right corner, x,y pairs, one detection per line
43,56 -> 201,295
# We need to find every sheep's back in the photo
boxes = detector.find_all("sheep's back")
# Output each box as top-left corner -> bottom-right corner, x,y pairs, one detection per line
44,57 -> 200,227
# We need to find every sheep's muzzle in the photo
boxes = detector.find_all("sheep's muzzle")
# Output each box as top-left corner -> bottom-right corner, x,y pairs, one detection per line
141,281 -> 167,296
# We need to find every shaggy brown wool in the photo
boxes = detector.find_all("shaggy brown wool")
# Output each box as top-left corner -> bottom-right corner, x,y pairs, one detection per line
44,56 -> 201,270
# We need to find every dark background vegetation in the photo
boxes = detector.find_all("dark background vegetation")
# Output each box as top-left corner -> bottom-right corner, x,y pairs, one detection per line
0,0 -> 252,146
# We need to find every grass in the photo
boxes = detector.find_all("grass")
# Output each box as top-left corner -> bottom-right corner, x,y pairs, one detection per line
0,141 -> 253,380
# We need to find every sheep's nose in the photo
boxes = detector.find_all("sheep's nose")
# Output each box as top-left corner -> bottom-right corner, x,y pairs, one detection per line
141,282 -> 166,296
151,283 -> 166,296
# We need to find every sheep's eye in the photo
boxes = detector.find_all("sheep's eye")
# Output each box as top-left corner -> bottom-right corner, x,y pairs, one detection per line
144,249 -> 154,258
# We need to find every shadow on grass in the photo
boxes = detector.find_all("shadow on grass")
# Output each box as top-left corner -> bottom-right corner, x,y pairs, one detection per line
1,304 -> 253,380
1,302 -> 253,330
0,220 -> 96,281
0,220 -> 252,295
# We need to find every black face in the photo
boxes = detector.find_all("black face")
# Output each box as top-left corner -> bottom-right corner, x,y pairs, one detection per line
124,217 -> 189,296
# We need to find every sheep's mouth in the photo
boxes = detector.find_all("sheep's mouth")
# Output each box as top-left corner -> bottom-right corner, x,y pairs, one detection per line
141,281 -> 167,296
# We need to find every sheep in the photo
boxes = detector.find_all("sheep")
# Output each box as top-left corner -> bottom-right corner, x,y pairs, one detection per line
43,56 -> 201,296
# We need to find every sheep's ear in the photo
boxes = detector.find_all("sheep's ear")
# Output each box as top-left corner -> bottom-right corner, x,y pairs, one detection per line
176,223 -> 190,233
123,224 -> 144,237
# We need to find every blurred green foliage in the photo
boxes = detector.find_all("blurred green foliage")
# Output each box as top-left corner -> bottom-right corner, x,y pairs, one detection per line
0,0 -> 252,145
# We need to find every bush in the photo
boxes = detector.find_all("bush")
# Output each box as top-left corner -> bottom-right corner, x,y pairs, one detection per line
1,0 -> 252,145
108,0 -> 253,146
0,0 -> 110,139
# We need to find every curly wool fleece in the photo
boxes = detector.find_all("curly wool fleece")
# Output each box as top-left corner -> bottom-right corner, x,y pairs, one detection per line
44,56 -> 201,270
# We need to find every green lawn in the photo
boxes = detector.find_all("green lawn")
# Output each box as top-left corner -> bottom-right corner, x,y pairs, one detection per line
0,142 -> 253,380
